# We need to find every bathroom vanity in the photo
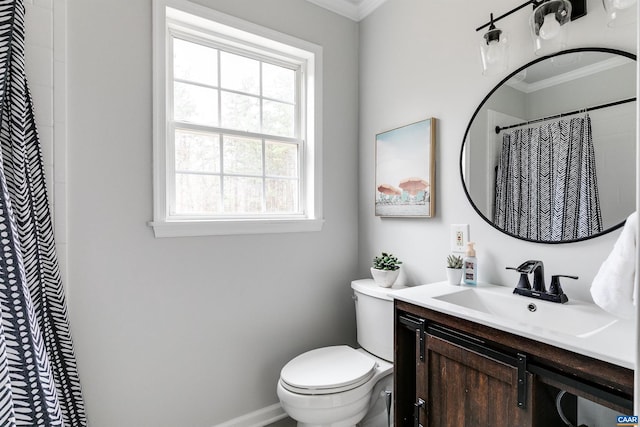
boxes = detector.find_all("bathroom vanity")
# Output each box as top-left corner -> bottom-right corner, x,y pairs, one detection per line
393,282 -> 634,427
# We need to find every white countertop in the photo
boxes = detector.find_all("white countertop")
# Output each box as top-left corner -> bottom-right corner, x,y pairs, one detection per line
392,281 -> 635,369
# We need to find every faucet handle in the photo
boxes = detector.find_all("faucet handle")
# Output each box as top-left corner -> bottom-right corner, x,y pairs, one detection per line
506,260 -> 544,274
553,274 -> 579,280
548,275 -> 578,303
506,267 -> 531,290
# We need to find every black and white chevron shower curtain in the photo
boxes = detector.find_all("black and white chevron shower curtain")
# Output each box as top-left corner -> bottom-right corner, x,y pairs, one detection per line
0,1 -> 87,425
494,114 -> 603,241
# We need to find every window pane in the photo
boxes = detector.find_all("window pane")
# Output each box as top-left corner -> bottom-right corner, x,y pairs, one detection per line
263,63 -> 295,103
262,100 -> 295,137
223,136 -> 262,175
174,82 -> 218,126
176,173 -> 221,214
266,179 -> 298,213
173,38 -> 218,86
224,176 -> 263,213
175,130 -> 220,173
220,51 -> 259,95
265,141 -> 297,177
221,91 -> 260,132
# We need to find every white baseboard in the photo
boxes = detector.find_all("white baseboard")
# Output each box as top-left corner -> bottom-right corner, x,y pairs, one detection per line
214,403 -> 288,427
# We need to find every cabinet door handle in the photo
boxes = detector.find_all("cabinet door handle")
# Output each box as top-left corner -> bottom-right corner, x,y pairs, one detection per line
517,353 -> 528,409
414,397 -> 425,427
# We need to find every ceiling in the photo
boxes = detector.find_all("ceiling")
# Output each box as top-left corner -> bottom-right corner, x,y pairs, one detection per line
506,52 -> 632,93
305,0 -> 388,21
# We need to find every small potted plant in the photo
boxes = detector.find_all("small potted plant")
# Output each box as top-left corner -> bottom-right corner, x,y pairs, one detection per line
446,254 -> 463,285
371,252 -> 402,288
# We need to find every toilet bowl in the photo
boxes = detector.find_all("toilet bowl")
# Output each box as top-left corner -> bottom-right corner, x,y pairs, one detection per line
277,346 -> 392,427
276,280 -> 405,427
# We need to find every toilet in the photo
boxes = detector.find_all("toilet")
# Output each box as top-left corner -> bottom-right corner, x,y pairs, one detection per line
277,279 -> 405,427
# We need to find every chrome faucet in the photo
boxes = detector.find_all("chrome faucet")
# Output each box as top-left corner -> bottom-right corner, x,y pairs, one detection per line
506,260 -> 577,304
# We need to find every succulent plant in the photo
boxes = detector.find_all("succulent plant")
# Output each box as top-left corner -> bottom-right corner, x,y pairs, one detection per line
373,252 -> 402,271
447,254 -> 463,269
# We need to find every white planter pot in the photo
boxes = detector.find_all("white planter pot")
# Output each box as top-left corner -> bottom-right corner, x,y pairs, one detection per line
370,267 -> 400,288
446,268 -> 463,285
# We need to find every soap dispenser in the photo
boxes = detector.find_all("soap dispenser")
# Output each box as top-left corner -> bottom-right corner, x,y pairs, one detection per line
463,242 -> 478,286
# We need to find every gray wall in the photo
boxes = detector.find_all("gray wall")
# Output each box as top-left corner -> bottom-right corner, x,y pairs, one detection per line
358,0 -> 636,300
66,0 -> 359,425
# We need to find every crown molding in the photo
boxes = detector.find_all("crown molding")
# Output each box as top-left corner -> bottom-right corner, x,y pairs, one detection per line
356,0 -> 388,20
507,56 -> 630,93
306,0 -> 387,21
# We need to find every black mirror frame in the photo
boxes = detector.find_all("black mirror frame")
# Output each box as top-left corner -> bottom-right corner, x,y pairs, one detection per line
460,47 -> 636,244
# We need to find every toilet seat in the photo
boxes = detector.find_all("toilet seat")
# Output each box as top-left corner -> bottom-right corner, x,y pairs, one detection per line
280,346 -> 377,395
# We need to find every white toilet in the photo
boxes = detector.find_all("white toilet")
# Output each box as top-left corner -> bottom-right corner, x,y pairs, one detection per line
277,279 -> 405,427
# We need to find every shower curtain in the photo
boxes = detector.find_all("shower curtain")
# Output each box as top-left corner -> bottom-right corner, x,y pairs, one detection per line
494,114 -> 602,241
0,1 -> 87,425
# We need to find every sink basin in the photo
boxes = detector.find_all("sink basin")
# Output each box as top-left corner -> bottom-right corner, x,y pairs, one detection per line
433,287 -> 618,338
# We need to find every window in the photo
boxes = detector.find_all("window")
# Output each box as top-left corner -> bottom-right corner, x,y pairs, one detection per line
151,0 -> 323,237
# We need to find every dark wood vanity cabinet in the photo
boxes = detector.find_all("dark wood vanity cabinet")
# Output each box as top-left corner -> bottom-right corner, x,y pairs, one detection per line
395,300 -> 634,427
423,332 -> 533,426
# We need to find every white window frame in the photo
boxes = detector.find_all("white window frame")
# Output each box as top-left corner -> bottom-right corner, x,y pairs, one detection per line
151,0 -> 323,237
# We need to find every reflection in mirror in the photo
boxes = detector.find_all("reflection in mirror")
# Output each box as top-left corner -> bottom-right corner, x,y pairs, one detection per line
461,48 -> 636,243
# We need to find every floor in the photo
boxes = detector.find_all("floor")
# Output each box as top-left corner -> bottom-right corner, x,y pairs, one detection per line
266,417 -> 296,426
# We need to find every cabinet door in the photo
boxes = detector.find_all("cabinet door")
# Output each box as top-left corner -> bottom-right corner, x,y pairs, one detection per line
418,334 -> 532,427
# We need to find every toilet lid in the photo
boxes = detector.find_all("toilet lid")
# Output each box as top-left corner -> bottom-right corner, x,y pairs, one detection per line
280,346 -> 377,395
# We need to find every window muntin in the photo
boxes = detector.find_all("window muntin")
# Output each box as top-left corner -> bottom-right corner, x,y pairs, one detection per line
169,34 -> 303,218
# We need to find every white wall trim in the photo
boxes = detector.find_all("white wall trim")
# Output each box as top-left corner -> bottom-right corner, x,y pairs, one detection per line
357,0 -> 388,20
213,403 -> 287,427
306,0 -> 358,20
152,0 -> 324,236
149,218 -> 324,237
506,56 -> 630,93
306,0 -> 387,21
52,0 -> 69,295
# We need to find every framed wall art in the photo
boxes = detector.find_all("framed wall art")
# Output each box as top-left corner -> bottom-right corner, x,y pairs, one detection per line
375,118 -> 436,217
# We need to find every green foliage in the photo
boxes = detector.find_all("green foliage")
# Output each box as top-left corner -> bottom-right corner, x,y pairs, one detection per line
447,254 -> 463,269
373,252 -> 402,271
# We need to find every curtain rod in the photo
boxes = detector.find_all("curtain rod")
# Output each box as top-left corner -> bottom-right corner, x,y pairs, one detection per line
495,97 -> 637,134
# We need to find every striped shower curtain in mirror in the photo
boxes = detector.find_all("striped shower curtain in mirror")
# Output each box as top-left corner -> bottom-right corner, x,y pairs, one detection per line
0,1 -> 87,425
494,114 -> 603,242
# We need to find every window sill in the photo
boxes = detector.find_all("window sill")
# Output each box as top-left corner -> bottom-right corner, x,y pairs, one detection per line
148,218 -> 324,238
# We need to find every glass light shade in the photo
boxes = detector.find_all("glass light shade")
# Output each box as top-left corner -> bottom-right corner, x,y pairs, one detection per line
480,28 -> 508,75
603,0 -> 637,27
539,13 -> 562,39
530,0 -> 572,56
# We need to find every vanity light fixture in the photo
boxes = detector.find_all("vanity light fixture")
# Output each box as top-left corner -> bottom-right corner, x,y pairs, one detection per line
476,0 -> 587,70
480,13 -> 509,75
530,0 -> 572,55
602,0 -> 637,27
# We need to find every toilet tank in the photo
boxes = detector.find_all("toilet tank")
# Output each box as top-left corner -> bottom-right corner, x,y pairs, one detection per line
351,279 -> 406,362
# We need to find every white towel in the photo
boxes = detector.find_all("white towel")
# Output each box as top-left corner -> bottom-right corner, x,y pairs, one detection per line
590,211 -> 637,319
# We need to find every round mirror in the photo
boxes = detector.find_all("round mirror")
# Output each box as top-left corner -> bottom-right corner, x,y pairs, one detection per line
461,48 -> 636,243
